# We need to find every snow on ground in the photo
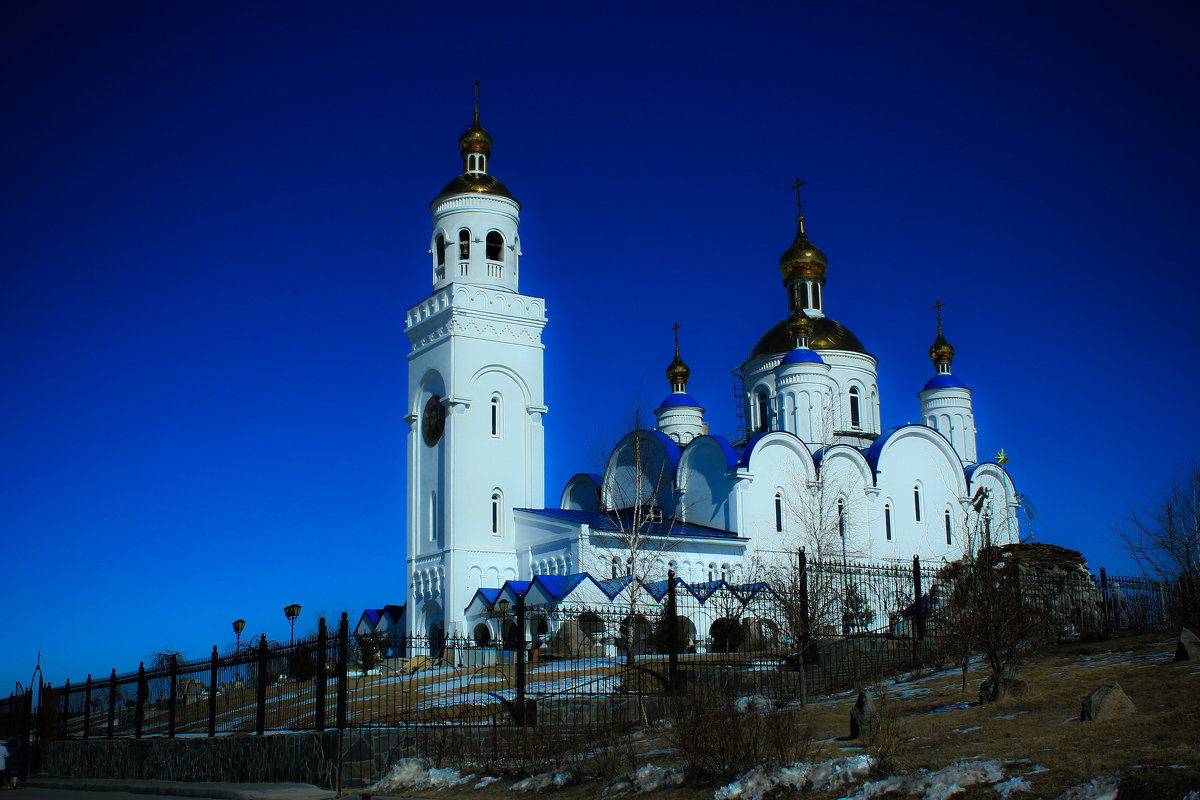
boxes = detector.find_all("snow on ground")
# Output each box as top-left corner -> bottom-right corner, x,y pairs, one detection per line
843,759 -> 1005,800
714,755 -> 872,800
368,758 -> 474,792
1051,771 -> 1119,800
510,771 -> 570,792
992,776 -> 1033,798
602,764 -> 686,796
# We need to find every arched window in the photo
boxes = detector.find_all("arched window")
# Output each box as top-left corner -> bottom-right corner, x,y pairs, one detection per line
913,485 -> 923,522
490,395 -> 501,437
708,563 -> 716,582
491,491 -> 502,535
944,509 -> 953,545
611,557 -> 620,579
720,563 -> 729,581
435,234 -> 446,266
884,503 -> 893,541
486,231 -> 504,261
756,390 -> 770,432
812,282 -> 822,310
837,498 -> 846,540
983,510 -> 992,547
626,557 -> 633,577
849,386 -> 861,429
774,491 -> 784,532
458,229 -> 470,260
797,283 -> 809,310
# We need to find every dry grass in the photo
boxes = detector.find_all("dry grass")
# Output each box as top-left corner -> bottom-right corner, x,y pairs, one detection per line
373,632 -> 1200,798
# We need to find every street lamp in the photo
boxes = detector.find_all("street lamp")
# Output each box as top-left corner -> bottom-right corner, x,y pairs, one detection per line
284,604 -> 302,645
233,619 -> 246,650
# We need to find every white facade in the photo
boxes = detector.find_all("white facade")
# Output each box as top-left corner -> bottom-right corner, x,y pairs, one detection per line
404,114 -> 1022,644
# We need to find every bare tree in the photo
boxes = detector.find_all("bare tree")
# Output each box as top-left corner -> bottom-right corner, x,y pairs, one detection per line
1112,458 -> 1200,626
587,398 -> 683,666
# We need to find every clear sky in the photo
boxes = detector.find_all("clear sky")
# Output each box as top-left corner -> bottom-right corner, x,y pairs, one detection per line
3,1 -> 1198,692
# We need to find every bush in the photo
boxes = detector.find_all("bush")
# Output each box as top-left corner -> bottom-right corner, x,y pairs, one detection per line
287,650 -> 317,682
663,698 -> 810,780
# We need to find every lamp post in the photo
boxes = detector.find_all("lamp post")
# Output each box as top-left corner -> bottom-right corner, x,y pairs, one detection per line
284,604 -> 302,645
233,619 -> 246,650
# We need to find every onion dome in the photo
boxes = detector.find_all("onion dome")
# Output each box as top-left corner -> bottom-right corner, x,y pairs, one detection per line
786,308 -> 814,348
922,372 -> 967,390
459,111 -> 493,158
779,214 -> 828,281
666,349 -> 690,388
929,329 -> 955,365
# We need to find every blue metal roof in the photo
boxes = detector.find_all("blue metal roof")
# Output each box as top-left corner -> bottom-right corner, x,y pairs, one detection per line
865,426 -> 905,473
476,587 -> 502,605
384,604 -> 405,623
922,373 -> 968,391
530,573 -> 589,600
779,347 -> 824,365
516,506 -> 741,539
737,429 -> 812,469
363,609 -> 381,625
658,392 -> 701,408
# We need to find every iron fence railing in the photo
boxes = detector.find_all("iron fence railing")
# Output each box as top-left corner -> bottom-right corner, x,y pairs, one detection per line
31,556 -> 1177,741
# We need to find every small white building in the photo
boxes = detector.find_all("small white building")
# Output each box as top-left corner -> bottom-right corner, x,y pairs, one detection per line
403,108 -> 1021,648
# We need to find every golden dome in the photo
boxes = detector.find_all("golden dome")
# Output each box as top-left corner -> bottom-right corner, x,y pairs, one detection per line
786,308 -> 813,344
432,173 -> 518,206
666,349 -> 690,385
459,112 -> 492,157
750,316 -> 869,359
779,216 -> 827,281
929,329 -> 955,364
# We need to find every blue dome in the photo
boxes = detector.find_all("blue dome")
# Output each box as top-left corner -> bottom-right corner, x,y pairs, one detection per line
922,373 -> 968,391
779,347 -> 824,366
658,392 -> 700,408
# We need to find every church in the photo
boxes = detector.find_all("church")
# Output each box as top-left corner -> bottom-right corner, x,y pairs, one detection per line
398,108 -> 1020,648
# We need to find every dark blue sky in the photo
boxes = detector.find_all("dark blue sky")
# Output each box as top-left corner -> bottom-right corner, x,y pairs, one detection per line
4,1 -> 1198,691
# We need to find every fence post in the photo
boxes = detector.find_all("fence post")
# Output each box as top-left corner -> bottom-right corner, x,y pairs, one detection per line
255,635 -> 268,736
667,570 -> 679,694
912,555 -> 924,664
208,646 -> 218,738
107,669 -> 116,739
515,594 -> 527,726
168,655 -> 178,738
135,663 -> 146,739
62,679 -> 70,739
336,612 -> 348,730
316,617 -> 327,731
83,675 -> 93,740
1099,568 -> 1111,635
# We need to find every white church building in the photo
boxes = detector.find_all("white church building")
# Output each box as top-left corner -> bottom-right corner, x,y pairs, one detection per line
402,109 -> 1020,648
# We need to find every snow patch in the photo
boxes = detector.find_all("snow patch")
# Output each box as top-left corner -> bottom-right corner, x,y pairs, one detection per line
511,771 -> 570,792
1052,772 -> 1119,800
714,755 -> 871,800
844,759 -> 1004,800
475,776 -> 500,789
994,776 -> 1033,798
369,758 -> 473,792
603,763 -> 685,796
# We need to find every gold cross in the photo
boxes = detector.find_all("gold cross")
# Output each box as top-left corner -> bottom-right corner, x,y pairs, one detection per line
789,178 -> 806,214
932,300 -> 944,330
473,79 -> 481,116
671,322 -> 681,351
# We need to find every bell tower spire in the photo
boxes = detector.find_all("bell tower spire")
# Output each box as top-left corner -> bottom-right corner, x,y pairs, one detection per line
779,179 -> 828,319
918,302 -> 976,463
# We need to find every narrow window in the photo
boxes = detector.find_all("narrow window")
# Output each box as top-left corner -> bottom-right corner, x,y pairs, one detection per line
798,283 -> 809,309
435,234 -> 446,266
491,491 -> 501,535
757,391 -> 770,432
458,229 -> 470,260
837,498 -> 845,540
708,563 -> 716,582
884,503 -> 893,540
944,509 -> 953,545
490,396 -> 501,437
774,492 -> 784,532
849,386 -> 861,429
813,283 -> 822,310
983,511 -> 992,547
611,557 -> 619,579
913,486 -> 923,522
429,491 -> 437,543
721,563 -> 729,581
626,557 -> 633,577
486,231 -> 504,261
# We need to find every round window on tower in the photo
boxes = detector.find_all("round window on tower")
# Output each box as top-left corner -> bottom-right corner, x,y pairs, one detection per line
422,396 -> 446,446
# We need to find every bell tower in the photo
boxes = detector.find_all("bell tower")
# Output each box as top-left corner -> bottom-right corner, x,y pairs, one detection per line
404,95 -> 547,647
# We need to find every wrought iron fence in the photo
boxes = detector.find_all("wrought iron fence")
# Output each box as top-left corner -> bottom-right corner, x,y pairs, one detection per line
34,556 -> 1174,741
